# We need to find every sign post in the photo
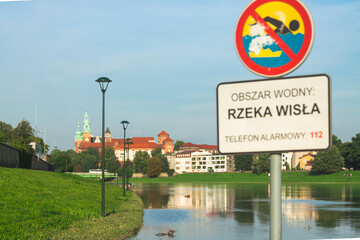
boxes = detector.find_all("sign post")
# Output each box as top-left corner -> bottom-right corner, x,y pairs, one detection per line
227,1 -> 320,239
217,75 -> 331,240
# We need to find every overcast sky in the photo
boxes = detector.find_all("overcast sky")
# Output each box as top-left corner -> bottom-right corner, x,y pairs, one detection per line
0,0 -> 359,151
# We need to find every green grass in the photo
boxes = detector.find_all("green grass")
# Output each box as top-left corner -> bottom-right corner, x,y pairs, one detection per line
130,171 -> 360,184
0,167 -> 143,240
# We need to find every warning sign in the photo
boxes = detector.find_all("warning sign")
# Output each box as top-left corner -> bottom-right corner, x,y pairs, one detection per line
217,74 -> 331,154
235,0 -> 314,77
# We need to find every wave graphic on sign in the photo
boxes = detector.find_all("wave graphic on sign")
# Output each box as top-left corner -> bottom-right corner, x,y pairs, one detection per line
243,33 -> 304,67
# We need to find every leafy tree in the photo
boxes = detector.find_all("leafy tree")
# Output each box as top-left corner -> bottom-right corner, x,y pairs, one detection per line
332,134 -> 343,149
147,157 -> 162,178
77,147 -> 100,172
174,140 -> 185,151
0,121 -> 13,143
133,151 -> 150,173
235,154 -> 253,171
347,133 -> 360,170
167,169 -> 175,177
49,149 -> 76,172
252,153 -> 270,174
311,145 -> 344,174
160,156 -> 169,172
342,142 -> 352,169
151,147 -> 162,158
8,119 -> 35,154
104,146 -> 120,173
12,119 -> 34,144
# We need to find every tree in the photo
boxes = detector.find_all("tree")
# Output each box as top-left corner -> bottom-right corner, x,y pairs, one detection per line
49,149 -> 77,172
10,119 -> 35,154
151,147 -> 162,158
311,145 -> 344,174
160,156 -> 169,173
133,151 -> 150,173
174,140 -> 185,151
252,153 -> 270,174
347,133 -> 360,170
0,121 -> 13,143
332,134 -> 343,149
77,147 -> 100,172
12,119 -> 34,144
147,157 -> 162,178
235,154 -> 253,171
104,146 -> 120,173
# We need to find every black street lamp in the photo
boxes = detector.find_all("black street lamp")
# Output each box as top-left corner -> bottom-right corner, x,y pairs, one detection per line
121,120 -> 129,197
96,77 -> 112,218
125,137 -> 132,190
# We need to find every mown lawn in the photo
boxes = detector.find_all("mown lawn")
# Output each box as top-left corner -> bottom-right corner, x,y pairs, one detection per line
0,167 -> 143,240
130,171 -> 360,184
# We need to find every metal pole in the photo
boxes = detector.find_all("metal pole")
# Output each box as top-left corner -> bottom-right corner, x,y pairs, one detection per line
123,128 -> 126,197
101,91 -> 106,217
270,153 -> 282,240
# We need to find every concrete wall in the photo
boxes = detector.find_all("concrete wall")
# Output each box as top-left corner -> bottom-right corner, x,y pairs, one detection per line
0,142 -> 20,168
31,155 -> 53,171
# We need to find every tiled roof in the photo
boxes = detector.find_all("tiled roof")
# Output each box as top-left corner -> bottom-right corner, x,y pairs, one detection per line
158,130 -> 169,136
78,137 -> 158,150
163,137 -> 173,142
180,142 -> 197,147
180,142 -> 217,149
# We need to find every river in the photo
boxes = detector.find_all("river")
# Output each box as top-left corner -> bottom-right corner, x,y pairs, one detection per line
128,183 -> 360,240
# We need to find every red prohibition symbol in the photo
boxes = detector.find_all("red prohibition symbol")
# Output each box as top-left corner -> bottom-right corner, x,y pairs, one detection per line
234,0 -> 314,77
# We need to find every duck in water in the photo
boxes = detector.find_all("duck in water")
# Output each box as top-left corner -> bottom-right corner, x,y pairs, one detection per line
155,230 -> 176,237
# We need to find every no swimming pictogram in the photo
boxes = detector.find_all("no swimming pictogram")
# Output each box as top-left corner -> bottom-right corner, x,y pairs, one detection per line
235,0 -> 314,77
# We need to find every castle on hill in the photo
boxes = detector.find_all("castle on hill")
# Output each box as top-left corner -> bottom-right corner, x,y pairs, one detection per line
74,112 -> 174,162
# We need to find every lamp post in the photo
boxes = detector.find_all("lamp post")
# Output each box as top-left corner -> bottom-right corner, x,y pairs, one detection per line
96,77 -> 112,218
125,137 -> 132,190
121,120 -> 129,197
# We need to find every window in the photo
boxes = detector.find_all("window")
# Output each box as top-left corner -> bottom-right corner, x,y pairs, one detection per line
197,166 -> 201,169
203,157 -> 206,160
202,166 -> 206,169
192,162 -> 196,165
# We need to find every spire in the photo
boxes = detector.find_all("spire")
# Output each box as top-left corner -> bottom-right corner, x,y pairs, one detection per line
82,112 -> 91,133
105,127 -> 111,133
74,121 -> 83,141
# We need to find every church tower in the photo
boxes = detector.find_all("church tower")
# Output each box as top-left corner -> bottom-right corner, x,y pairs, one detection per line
105,127 -> 111,143
82,112 -> 92,142
74,121 -> 83,152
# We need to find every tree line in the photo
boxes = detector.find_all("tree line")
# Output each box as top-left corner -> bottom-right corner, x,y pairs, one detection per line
49,146 -> 173,178
234,134 -> 360,174
0,119 -> 48,155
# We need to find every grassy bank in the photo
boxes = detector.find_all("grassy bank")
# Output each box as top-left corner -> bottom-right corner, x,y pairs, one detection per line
0,167 -> 143,240
130,171 -> 360,184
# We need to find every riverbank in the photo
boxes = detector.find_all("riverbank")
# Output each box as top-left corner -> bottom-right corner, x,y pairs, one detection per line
130,171 -> 360,184
0,167 -> 143,240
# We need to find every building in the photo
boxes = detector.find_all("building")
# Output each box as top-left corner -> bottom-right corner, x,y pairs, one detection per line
299,153 -> 316,170
282,152 -> 293,170
171,150 -> 235,174
178,142 -> 218,154
74,112 -> 174,162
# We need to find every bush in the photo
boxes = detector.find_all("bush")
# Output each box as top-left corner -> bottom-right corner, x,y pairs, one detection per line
167,169 -> 175,177
147,157 -> 162,178
311,145 -> 344,174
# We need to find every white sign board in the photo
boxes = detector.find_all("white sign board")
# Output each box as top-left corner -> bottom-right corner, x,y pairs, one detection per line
217,74 -> 331,154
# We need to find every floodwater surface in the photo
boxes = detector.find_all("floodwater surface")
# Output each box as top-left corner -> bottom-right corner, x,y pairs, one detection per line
128,183 -> 360,240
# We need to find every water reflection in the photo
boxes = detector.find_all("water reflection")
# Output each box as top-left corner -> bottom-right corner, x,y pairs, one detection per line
131,183 -> 360,239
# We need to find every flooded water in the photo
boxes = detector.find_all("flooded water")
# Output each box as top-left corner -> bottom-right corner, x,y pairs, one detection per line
128,183 -> 360,240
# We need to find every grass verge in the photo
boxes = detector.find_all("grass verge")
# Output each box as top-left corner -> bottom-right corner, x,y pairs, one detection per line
0,167 -> 143,240
130,171 -> 360,184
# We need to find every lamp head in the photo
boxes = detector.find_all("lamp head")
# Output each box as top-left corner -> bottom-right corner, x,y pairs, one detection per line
121,120 -> 129,130
96,77 -> 112,93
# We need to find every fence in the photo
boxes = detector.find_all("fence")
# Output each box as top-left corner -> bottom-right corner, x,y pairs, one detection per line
0,142 -> 54,171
